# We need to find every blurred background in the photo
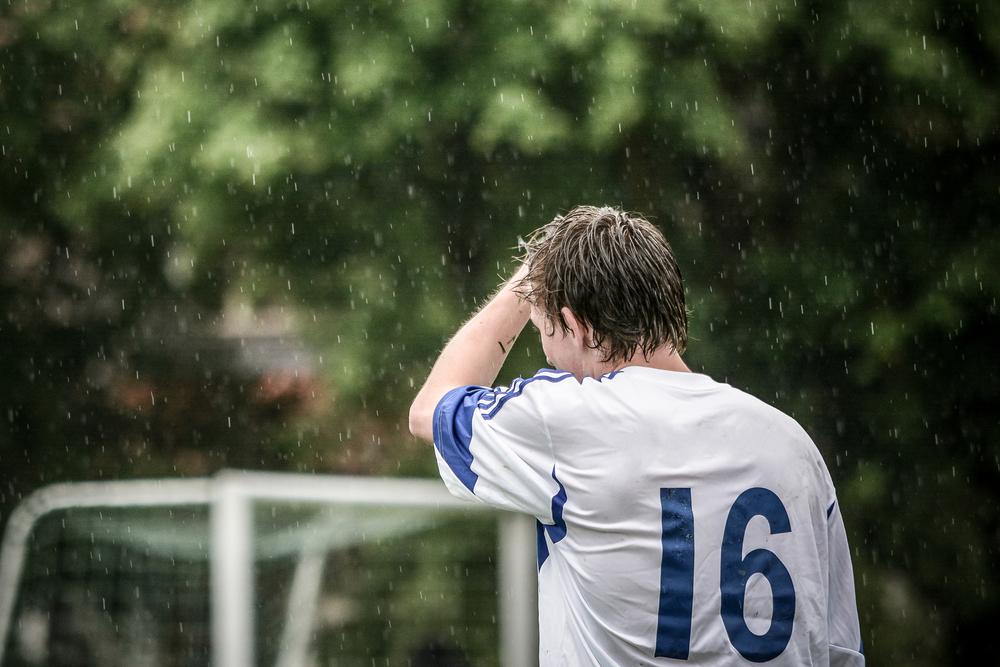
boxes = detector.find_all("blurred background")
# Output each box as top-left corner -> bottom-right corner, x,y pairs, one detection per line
0,0 -> 997,664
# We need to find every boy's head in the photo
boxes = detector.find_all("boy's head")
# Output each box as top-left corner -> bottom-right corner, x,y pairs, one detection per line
516,205 -> 688,371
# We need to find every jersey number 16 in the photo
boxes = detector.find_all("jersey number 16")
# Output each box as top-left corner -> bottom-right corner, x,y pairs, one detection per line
656,487 -> 796,663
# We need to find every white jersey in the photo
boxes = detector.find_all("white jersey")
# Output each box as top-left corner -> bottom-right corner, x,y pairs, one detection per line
433,367 -> 864,666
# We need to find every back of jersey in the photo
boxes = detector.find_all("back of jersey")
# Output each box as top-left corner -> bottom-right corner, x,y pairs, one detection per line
432,367 -> 864,666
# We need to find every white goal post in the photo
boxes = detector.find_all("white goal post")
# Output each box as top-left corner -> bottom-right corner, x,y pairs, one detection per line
0,470 -> 538,667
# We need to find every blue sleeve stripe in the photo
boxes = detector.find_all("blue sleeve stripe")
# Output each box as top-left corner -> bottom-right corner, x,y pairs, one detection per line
433,385 -> 491,492
476,377 -> 524,410
481,371 -> 573,421
827,500 -> 837,519
476,369 -> 569,411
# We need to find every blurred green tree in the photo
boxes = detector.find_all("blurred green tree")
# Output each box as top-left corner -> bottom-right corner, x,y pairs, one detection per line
1,0 -> 997,663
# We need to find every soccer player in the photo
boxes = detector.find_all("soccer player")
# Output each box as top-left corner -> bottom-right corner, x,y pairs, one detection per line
408,206 -> 864,666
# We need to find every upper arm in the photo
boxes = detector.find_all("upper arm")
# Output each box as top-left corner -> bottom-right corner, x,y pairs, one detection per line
431,370 -> 574,522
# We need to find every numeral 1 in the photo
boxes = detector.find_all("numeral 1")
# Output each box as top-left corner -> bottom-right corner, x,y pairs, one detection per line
656,488 -> 695,658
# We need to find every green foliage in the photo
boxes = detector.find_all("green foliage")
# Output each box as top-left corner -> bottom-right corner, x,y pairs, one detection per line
1,0 -> 997,663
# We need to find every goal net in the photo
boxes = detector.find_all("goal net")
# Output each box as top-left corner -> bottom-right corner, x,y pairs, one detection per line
0,472 -> 537,667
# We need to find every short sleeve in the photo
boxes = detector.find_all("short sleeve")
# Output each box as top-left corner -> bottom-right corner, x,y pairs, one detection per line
826,500 -> 865,666
432,369 -> 574,522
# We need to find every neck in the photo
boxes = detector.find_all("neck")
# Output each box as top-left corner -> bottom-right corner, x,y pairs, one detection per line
583,345 -> 691,379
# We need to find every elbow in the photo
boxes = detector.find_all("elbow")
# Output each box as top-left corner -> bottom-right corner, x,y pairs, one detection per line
408,401 -> 433,442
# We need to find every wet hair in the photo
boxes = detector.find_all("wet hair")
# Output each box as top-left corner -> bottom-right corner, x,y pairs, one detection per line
515,205 -> 688,364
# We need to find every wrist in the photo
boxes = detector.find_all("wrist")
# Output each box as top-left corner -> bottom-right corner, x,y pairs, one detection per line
495,282 -> 531,321
500,266 -> 531,312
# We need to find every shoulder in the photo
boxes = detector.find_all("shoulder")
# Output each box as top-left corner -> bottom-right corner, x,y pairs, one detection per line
475,368 -> 579,421
724,384 -> 837,493
716,382 -> 813,439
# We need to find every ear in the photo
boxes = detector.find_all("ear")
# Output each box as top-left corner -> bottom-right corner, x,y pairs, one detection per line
560,307 -> 590,348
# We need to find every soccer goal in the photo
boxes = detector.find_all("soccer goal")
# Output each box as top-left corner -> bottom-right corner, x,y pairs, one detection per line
0,471 -> 537,667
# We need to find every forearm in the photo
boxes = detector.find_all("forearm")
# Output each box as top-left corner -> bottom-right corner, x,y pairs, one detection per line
408,268 -> 530,441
